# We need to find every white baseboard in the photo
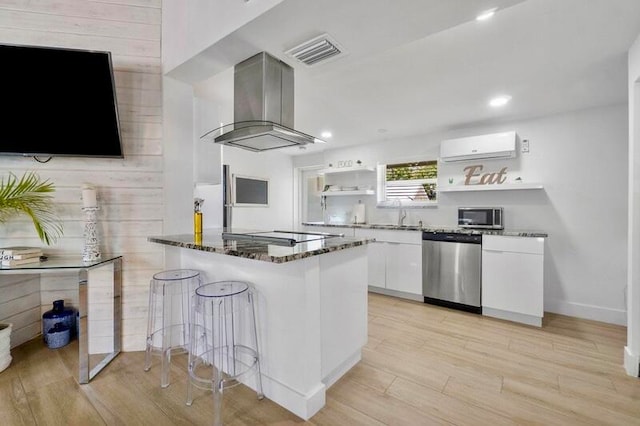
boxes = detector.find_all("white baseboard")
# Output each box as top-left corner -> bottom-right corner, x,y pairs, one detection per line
545,299 -> 626,325
323,349 -> 361,389
368,286 -> 423,302
624,346 -> 640,377
240,372 -> 325,421
483,307 -> 542,327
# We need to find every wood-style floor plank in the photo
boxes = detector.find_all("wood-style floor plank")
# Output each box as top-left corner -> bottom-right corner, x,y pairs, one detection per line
386,376 -> 515,426
361,345 -> 450,392
26,376 -> 107,425
443,377 -> 579,426
328,378 -> 451,425
11,339 -> 74,394
309,397 -> 385,426
0,367 -> 36,425
340,360 -> 396,394
502,376 -> 639,426
558,375 -> 640,417
377,341 -> 504,393
0,292 -> 638,425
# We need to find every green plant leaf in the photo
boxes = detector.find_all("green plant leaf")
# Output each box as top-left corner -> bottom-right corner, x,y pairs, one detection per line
0,171 -> 63,245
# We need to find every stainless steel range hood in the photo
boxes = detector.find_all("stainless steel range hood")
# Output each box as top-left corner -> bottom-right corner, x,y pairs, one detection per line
201,52 -> 324,152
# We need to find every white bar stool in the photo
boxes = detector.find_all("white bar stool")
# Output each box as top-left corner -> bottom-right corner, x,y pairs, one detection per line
144,269 -> 201,388
187,280 -> 264,424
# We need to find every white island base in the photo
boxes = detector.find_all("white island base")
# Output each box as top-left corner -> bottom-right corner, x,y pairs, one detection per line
164,244 -> 368,420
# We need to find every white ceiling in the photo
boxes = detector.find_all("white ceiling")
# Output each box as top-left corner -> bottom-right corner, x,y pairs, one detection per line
189,0 -> 640,155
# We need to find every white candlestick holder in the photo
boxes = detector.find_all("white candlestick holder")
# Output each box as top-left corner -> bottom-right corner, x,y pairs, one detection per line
82,207 -> 101,262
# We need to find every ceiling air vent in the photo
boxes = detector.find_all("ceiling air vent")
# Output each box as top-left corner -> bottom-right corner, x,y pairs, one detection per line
285,33 -> 345,66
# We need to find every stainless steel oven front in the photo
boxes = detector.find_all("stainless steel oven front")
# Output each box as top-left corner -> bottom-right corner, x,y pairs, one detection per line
458,207 -> 503,230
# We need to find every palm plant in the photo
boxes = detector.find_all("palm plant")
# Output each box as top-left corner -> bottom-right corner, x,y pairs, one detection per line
0,171 -> 63,245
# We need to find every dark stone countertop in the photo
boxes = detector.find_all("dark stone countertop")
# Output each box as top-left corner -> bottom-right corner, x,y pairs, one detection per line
148,228 -> 374,264
302,222 -> 548,238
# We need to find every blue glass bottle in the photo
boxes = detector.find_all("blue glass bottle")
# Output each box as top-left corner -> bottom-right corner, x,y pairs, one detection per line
42,300 -> 76,344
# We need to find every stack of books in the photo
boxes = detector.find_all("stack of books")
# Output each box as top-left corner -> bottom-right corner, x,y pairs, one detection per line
1,247 -> 43,267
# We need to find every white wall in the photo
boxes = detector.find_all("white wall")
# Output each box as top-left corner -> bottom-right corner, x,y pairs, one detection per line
192,87 -> 294,231
296,104 -> 629,325
162,0 -> 283,75
194,95 -> 229,185
626,33 -> 640,376
221,148 -> 294,231
163,77 -> 195,235
0,0 -> 163,351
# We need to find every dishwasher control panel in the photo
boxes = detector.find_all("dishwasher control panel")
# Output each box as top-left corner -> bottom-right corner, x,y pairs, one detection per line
422,232 -> 482,244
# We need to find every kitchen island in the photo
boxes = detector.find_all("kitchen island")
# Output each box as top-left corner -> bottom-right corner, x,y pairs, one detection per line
147,229 -> 373,420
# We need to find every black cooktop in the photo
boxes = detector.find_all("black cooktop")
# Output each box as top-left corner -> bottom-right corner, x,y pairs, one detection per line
222,230 -> 344,247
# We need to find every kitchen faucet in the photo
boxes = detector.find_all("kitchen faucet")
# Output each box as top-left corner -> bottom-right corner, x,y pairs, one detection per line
398,208 -> 406,226
392,199 -> 407,226
396,202 -> 406,226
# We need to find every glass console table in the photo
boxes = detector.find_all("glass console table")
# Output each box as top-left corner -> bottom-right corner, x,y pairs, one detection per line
0,255 -> 122,384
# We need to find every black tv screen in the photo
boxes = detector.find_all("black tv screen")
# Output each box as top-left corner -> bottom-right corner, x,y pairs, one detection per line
0,44 -> 123,158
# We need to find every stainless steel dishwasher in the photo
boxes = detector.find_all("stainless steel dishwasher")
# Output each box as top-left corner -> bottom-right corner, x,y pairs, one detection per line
422,232 -> 482,313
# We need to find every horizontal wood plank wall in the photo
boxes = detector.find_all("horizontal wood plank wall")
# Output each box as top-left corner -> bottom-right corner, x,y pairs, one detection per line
0,0 -> 163,351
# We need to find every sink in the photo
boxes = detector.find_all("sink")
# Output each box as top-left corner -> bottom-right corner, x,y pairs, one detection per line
370,223 -> 422,230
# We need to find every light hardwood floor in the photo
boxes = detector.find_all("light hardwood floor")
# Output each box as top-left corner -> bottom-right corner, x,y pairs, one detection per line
1,292 -> 638,425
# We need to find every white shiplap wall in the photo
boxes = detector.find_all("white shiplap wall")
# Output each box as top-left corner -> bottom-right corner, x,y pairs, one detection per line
0,0 -> 163,351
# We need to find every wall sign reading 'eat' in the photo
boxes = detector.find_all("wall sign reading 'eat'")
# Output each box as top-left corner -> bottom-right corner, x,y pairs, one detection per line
463,165 -> 508,185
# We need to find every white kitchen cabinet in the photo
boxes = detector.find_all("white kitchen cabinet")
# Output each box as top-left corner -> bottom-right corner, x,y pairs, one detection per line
385,242 -> 422,295
301,225 -> 355,237
366,242 -> 386,288
355,228 -> 423,301
482,235 -> 545,327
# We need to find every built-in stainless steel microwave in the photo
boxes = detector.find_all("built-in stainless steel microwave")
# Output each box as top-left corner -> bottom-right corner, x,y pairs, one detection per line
458,207 -> 503,230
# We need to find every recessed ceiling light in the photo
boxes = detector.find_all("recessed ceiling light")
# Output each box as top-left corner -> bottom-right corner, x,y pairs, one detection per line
489,95 -> 512,107
476,8 -> 497,21
321,131 -> 332,138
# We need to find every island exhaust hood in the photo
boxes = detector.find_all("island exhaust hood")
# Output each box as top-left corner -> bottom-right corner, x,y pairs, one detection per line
201,52 -> 325,152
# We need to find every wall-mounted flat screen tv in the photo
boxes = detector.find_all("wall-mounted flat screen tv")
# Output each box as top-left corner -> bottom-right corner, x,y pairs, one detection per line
0,43 -> 123,158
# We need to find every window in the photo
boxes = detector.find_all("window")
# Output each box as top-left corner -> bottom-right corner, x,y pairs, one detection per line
377,160 -> 438,206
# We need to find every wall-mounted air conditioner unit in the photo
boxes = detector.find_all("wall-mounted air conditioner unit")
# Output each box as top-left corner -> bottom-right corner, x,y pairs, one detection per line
440,131 -> 517,162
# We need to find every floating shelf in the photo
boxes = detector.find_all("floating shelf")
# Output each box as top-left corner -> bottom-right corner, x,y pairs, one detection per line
321,190 -> 375,196
318,165 -> 376,175
377,200 -> 438,208
438,183 -> 544,192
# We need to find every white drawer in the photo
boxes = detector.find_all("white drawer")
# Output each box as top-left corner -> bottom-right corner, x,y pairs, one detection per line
354,228 -> 422,245
482,235 -> 544,255
302,225 -> 354,237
